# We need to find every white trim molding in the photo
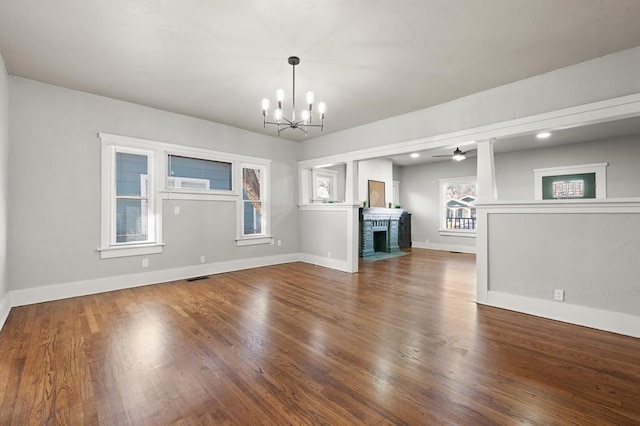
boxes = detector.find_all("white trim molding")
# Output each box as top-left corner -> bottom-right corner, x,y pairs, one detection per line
0,292 -> 10,332
297,94 -> 640,169
484,291 -> 640,338
0,252 -> 360,331
9,254 -> 301,308
412,242 -> 476,254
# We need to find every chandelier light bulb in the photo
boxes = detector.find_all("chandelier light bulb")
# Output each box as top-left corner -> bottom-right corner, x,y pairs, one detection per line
261,57 -> 326,136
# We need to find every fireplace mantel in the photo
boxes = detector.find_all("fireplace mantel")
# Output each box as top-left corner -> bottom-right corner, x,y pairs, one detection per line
361,207 -> 404,220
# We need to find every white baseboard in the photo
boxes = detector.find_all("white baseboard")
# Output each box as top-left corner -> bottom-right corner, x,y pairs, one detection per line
412,241 -> 476,254
9,253 -> 300,308
0,291 -> 10,332
297,253 -> 354,273
482,290 -> 640,338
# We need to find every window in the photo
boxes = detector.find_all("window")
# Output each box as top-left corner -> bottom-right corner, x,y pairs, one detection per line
238,162 -> 271,246
243,166 -> 263,235
167,154 -> 232,192
534,163 -> 607,200
100,137 -> 163,259
439,176 -> 477,235
312,168 -> 338,202
115,151 -> 151,243
100,133 -> 272,255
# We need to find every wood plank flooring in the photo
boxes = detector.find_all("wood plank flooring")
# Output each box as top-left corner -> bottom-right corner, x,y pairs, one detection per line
0,249 -> 638,424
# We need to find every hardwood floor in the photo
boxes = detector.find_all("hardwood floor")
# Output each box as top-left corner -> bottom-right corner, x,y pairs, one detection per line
1,249 -> 638,425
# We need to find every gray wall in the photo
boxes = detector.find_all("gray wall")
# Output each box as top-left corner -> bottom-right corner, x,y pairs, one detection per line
299,47 -> 640,161
299,210 -> 348,261
8,77 -> 299,291
495,136 -> 640,200
397,136 -> 640,247
358,158 -> 393,206
488,213 -> 640,315
0,54 -> 8,304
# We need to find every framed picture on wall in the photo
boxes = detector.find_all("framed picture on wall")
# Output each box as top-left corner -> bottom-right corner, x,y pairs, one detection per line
368,180 -> 386,207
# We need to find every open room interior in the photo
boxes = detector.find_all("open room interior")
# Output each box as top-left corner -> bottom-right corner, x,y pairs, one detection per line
0,1 -> 639,424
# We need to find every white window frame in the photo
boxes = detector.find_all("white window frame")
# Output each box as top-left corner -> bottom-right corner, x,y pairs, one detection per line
533,162 -> 608,200
312,168 -> 338,202
99,132 -> 273,255
237,161 -> 272,246
99,139 -> 164,259
439,176 -> 477,238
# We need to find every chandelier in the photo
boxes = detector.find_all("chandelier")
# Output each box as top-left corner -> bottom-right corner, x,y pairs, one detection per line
262,56 -> 325,136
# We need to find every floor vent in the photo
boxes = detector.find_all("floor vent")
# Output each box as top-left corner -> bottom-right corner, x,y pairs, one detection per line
185,276 -> 210,282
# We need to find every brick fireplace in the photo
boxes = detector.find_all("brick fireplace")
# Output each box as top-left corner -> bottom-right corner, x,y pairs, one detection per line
359,208 -> 403,257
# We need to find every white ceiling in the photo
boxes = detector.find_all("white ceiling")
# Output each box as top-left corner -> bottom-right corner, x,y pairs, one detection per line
389,116 -> 640,166
0,1 -> 639,142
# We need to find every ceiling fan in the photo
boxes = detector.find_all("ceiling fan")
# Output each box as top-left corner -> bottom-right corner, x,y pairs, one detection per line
432,147 -> 476,161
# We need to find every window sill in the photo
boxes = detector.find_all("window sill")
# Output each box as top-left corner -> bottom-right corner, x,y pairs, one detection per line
236,236 -> 273,247
439,230 -> 476,238
98,243 -> 165,259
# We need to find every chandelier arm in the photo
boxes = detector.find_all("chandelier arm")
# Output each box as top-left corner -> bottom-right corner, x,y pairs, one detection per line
262,56 -> 323,136
265,116 -> 294,126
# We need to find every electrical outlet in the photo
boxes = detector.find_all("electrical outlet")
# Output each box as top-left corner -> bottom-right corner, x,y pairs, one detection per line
277,239 -> 282,246
554,289 -> 564,302
174,206 -> 180,214
200,256 -> 206,264
328,251 -> 332,258
142,258 -> 149,268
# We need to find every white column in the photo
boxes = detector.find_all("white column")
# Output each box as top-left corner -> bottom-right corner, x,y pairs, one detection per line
345,160 -> 358,205
476,138 -> 497,201
345,160 -> 359,272
475,138 -> 497,304
298,166 -> 311,205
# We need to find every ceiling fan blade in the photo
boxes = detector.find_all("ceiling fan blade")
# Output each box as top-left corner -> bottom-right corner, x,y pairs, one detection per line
463,148 -> 477,154
432,154 -> 453,158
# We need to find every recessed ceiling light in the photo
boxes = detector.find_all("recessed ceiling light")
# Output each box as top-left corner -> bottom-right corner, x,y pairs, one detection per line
410,153 -> 420,158
537,132 -> 551,139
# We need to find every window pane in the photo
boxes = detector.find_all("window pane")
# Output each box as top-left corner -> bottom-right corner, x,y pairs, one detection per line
116,153 -> 148,196
243,168 -> 261,201
316,176 -> 331,199
444,182 -> 477,230
116,199 -> 149,242
542,173 -> 595,199
244,201 -> 262,235
168,155 -> 232,191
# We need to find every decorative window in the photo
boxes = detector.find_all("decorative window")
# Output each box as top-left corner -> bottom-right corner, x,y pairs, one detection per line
534,163 -> 607,200
439,176 -> 477,236
167,154 -> 232,192
312,168 -> 338,202
237,162 -> 271,246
